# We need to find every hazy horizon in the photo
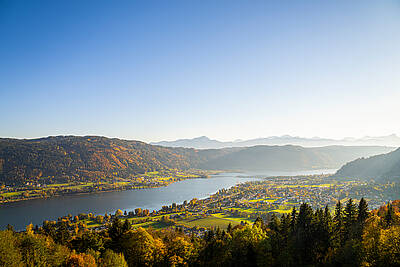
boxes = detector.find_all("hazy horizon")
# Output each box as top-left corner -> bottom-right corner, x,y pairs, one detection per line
2,133 -> 400,147
1,0 -> 399,142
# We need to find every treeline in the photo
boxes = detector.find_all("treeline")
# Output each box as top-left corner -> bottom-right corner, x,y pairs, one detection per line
335,147 -> 400,181
0,135 -> 393,186
0,136 -> 209,185
1,199 -> 399,266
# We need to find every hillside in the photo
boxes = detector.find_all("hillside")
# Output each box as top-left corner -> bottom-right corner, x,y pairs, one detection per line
199,145 -> 395,172
335,147 -> 400,181
0,136 -> 210,185
0,136 -> 394,185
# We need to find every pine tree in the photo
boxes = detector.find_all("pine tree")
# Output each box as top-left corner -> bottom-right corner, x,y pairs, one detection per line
384,202 -> 395,227
295,203 -> 314,264
122,219 -> 131,232
280,214 -> 291,243
343,198 -> 358,241
108,217 -> 125,252
254,217 -> 264,229
227,222 -> 233,234
333,201 -> 343,246
290,207 -> 297,234
356,197 -> 369,237
268,213 -> 280,232
357,198 -> 368,224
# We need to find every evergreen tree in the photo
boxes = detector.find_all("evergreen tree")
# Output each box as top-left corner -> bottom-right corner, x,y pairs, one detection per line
280,214 -> 291,243
290,206 -> 297,234
295,203 -> 314,265
333,201 -> 343,246
227,222 -> 233,234
343,199 -> 358,241
6,224 -> 14,232
268,213 -> 280,232
324,205 -> 333,233
122,219 -> 131,232
384,202 -> 395,227
356,197 -> 368,237
55,221 -> 70,245
108,217 -> 126,252
254,217 -> 264,229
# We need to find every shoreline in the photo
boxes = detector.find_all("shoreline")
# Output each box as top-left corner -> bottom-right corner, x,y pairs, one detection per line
0,171 -> 223,205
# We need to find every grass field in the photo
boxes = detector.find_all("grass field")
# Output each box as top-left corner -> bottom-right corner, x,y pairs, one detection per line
178,213 -> 254,229
0,191 -> 23,197
245,198 -> 278,203
275,183 -> 335,189
212,213 -> 254,224
132,221 -> 171,229
271,209 -> 292,214
178,216 -> 234,229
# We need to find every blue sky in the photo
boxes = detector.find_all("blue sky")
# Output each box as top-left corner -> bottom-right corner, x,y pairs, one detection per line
1,0 -> 399,142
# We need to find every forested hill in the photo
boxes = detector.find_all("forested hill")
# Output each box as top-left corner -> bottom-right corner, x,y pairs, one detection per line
0,136 -> 218,185
335,147 -> 400,181
0,136 -> 394,185
199,145 -> 395,172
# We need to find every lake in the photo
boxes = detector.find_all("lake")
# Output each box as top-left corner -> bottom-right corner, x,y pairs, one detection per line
0,169 -> 335,230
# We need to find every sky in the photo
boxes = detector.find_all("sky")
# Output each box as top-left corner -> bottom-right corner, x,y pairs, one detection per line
1,0 -> 400,142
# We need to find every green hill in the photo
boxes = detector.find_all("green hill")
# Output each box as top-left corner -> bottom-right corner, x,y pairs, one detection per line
0,136 -> 394,185
335,147 -> 400,181
0,136 -> 207,185
199,145 -> 394,172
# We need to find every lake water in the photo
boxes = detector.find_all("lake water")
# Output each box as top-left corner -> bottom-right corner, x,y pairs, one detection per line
0,169 -> 335,230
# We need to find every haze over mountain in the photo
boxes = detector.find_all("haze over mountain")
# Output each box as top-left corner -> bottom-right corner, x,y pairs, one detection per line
335,147 -> 400,181
151,134 -> 400,149
198,145 -> 395,172
0,136 -> 394,185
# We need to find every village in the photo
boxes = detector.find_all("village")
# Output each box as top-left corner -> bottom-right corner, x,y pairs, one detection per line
44,174 -> 399,236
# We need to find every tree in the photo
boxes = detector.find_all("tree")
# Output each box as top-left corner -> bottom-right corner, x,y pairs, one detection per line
115,209 -> 123,217
135,208 -> 142,216
294,203 -> 315,264
343,199 -> 358,241
55,221 -> 70,245
0,230 -> 23,267
377,225 -> 400,265
384,202 -> 395,227
290,206 -> 297,234
6,224 -> 14,232
121,227 -> 166,266
227,223 -> 233,234
254,217 -> 264,229
107,217 -> 126,252
362,215 -> 381,266
230,224 -> 266,267
99,249 -> 128,267
356,198 -> 368,238
167,236 -> 194,266
71,231 -> 104,253
268,213 -> 280,232
122,219 -> 131,232
66,252 -> 97,267
19,232 -> 70,266
333,201 -> 344,246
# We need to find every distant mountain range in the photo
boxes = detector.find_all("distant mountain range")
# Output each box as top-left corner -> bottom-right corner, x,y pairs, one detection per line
0,136 -> 395,185
151,134 -> 400,149
335,147 -> 400,181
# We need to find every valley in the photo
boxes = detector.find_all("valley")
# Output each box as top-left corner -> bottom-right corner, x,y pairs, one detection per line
61,173 -> 399,234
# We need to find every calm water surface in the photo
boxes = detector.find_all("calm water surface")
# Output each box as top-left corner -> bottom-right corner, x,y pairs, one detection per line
0,170 -> 335,230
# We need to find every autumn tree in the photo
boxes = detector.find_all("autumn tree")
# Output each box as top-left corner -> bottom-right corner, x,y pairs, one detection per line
99,249 -> 128,267
121,227 -> 166,266
0,230 -> 23,267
